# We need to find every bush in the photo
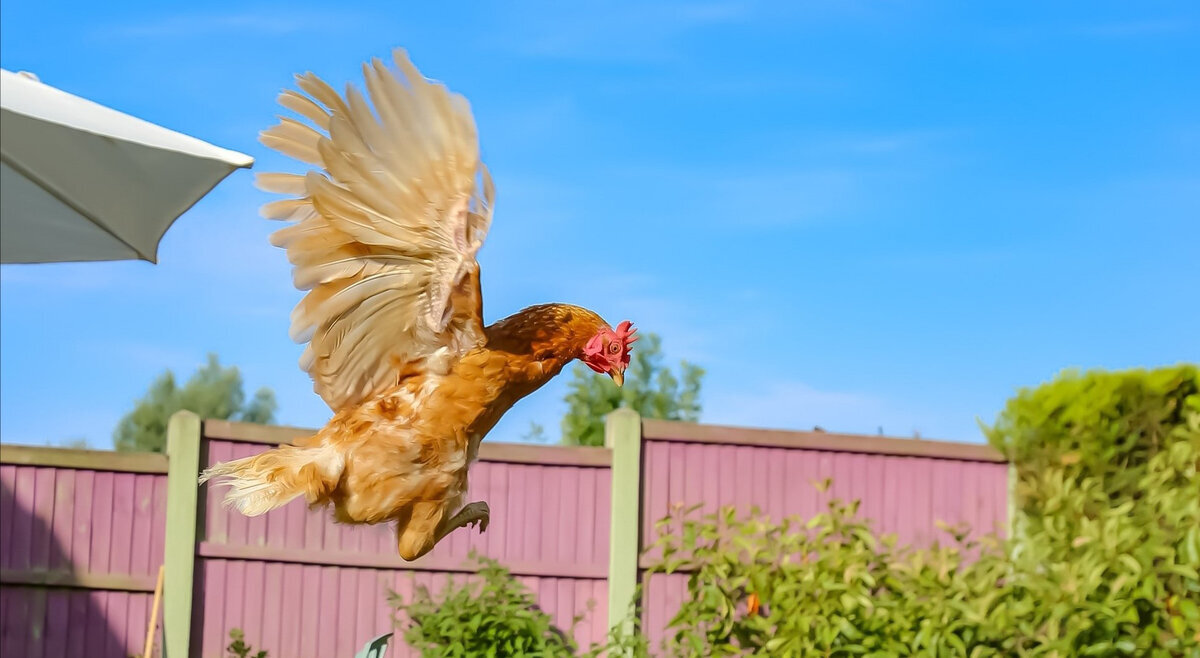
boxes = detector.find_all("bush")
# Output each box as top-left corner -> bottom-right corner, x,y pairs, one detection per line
594,365 -> 1200,657
636,494 -> 1011,656
987,365 -> 1200,655
617,444 -> 1197,655
389,553 -> 585,657
226,628 -> 268,658
986,364 -> 1198,543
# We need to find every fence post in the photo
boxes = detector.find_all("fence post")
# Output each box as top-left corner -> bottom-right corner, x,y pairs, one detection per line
163,411 -> 201,658
605,408 -> 643,636
1006,463 -> 1015,537
1007,460 -> 1023,551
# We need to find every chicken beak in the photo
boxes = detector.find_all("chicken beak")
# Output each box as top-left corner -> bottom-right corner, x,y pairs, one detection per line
610,367 -> 625,387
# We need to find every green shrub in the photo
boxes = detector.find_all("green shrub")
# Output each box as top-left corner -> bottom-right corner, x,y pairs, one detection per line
987,364 -> 1200,655
592,365 -> 1200,657
226,628 -> 267,658
621,494 -> 1002,656
389,552 -> 585,657
986,364 -> 1199,545
999,438 -> 1200,654
615,444 -> 1197,656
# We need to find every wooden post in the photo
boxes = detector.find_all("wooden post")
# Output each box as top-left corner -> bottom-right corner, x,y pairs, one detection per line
1007,461 -> 1020,546
163,411 -> 201,658
604,408 -> 642,636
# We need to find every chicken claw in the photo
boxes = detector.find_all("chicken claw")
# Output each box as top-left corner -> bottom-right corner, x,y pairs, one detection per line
458,501 -> 490,533
434,501 -> 490,546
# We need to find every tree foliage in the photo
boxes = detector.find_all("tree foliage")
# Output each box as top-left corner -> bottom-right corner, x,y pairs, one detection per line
113,353 -> 277,453
561,333 -> 703,446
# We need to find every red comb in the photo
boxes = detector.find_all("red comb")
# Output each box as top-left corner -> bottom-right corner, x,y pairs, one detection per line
615,320 -> 638,344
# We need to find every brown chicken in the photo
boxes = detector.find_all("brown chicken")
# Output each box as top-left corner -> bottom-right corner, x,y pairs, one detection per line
199,49 -> 636,561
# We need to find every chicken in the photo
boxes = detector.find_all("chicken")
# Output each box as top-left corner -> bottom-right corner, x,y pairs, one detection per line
199,49 -> 636,561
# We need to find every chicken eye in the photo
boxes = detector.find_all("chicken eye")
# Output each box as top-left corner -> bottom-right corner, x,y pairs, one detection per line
609,342 -> 621,355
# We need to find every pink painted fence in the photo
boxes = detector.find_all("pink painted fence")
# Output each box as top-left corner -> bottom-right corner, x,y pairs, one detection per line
1,413 -> 1008,657
0,448 -> 168,658
191,421 -> 613,657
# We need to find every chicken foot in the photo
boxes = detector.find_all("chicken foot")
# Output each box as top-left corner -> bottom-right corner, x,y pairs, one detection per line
436,501 -> 490,541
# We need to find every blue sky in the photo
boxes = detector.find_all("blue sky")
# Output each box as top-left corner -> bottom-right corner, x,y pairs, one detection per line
2,1 -> 1197,449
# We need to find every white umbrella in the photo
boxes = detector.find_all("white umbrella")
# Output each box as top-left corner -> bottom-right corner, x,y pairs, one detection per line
0,69 -> 253,264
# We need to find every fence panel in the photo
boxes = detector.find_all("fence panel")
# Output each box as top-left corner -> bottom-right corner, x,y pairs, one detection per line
0,448 -> 168,658
2,416 -> 1008,656
192,422 -> 613,657
634,420 -> 1008,647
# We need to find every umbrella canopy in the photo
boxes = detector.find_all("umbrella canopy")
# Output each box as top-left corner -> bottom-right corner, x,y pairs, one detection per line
0,69 -> 253,264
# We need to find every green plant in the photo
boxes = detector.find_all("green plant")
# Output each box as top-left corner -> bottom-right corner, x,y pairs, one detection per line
986,364 -> 1199,546
987,365 -> 1200,655
999,438 -> 1200,654
226,628 -> 268,658
613,457 -> 1197,655
592,365 -> 1200,656
628,492 -> 1012,656
389,552 -> 586,657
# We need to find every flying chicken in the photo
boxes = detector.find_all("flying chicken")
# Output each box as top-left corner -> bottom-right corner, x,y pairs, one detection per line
200,49 -> 636,561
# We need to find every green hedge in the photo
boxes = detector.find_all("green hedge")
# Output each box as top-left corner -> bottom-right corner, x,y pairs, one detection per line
986,364 -> 1198,546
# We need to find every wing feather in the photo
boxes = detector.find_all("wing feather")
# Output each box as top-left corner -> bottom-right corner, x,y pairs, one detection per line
258,48 -> 493,410
277,90 -> 331,130
260,117 -> 324,165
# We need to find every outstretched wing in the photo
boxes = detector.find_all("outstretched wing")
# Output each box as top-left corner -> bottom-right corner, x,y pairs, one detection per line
257,49 -> 495,411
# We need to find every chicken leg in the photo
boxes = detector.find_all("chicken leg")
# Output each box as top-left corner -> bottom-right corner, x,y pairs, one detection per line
396,500 -> 490,561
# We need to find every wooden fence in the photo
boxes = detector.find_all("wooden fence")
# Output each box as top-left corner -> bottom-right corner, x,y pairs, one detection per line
618,415 -> 1009,643
0,447 -> 168,657
0,411 -> 1008,657
192,419 -> 612,657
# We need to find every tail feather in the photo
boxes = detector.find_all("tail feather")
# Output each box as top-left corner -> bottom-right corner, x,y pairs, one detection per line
199,443 -> 343,516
